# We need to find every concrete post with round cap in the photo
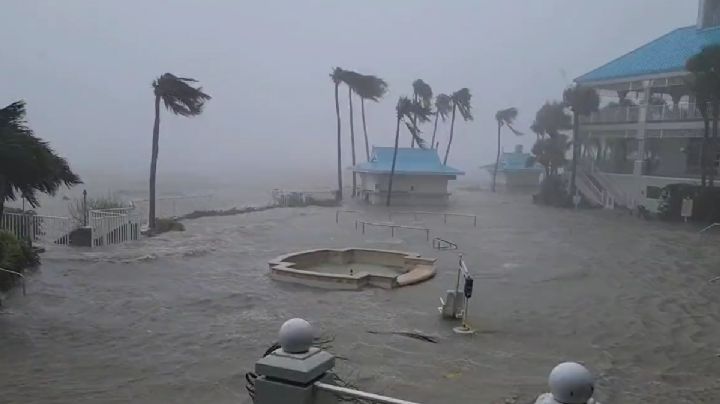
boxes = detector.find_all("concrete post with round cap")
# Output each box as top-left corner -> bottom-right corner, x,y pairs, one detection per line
254,318 -> 337,404
534,362 -> 599,404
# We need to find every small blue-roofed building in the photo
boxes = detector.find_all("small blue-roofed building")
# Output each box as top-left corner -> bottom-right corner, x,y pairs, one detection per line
484,145 -> 543,188
353,147 -> 464,205
573,0 -> 720,212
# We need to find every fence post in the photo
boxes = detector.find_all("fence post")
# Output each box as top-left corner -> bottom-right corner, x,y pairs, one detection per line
253,319 -> 337,404
391,226 -> 395,238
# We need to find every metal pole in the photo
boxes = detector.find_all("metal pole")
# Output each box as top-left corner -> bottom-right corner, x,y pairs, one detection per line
455,255 -> 462,297
362,222 -> 365,234
473,216 -> 477,227
315,382 -> 423,404
336,210 -> 339,223
444,214 -> 447,224
426,229 -> 429,241
391,226 -> 395,238
83,189 -> 88,227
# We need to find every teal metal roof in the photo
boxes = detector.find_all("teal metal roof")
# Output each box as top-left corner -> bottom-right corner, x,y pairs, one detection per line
499,151 -> 542,172
576,25 -> 720,83
353,147 -> 464,176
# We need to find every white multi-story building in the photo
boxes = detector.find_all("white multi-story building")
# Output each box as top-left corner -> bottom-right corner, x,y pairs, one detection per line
575,0 -> 720,211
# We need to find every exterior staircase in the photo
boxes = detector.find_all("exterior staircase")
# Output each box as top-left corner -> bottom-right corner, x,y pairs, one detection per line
576,163 -> 631,210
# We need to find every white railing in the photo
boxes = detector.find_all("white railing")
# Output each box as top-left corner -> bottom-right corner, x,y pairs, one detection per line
1,212 -> 76,246
89,208 -> 141,247
315,382 -> 422,404
582,106 -> 640,124
355,220 -> 431,240
388,211 -> 478,226
646,103 -> 704,122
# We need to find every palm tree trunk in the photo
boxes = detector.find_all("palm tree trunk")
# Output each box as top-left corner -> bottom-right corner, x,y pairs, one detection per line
348,87 -> 357,197
148,95 -> 161,230
443,104 -> 457,165
702,116 -> 709,188
335,82 -> 343,200
0,178 -> 5,219
711,102 -> 719,188
431,112 -> 440,150
492,123 -> 501,192
569,111 -> 579,196
386,117 -> 402,206
361,98 -> 370,161
410,94 -> 418,148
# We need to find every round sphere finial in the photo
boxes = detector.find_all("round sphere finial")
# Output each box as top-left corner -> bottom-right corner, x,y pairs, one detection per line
548,362 -> 594,404
279,318 -> 314,354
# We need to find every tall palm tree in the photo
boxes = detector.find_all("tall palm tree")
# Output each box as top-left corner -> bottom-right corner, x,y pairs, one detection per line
685,73 -> 712,187
431,94 -> 451,150
563,85 -> 599,196
340,70 -> 365,197
386,98 -> 431,206
150,73 -> 211,230
531,102 -> 572,177
411,79 -> 433,148
353,74 -> 388,160
687,45 -> 720,187
0,101 -> 81,217
443,88 -> 473,165
330,67 -> 345,200
493,107 -> 523,192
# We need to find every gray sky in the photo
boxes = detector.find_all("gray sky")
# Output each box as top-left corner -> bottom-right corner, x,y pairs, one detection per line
1,0 -> 696,185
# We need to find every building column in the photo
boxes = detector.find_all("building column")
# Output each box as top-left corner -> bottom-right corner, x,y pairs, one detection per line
630,81 -> 652,207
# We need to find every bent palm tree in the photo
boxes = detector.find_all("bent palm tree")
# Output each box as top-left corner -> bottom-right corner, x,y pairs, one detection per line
563,85 -> 599,196
387,98 -> 431,206
493,107 -> 523,192
340,70 -> 365,197
150,73 -> 211,230
432,94 -> 451,150
353,74 -> 388,160
330,67 -> 345,200
411,79 -> 433,147
0,101 -> 81,217
443,88 -> 473,165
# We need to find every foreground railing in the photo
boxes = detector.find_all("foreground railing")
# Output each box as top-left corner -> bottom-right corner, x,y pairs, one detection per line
251,319 -> 599,404
355,220 -> 430,240
1,212 -> 76,246
388,211 -> 477,227
89,208 -> 141,247
0,267 -> 26,296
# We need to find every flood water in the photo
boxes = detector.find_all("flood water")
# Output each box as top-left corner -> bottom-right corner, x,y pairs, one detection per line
2,189 -> 720,403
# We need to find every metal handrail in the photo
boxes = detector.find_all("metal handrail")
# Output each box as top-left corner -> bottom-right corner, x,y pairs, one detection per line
315,382 -> 422,404
0,267 -> 26,296
432,237 -> 457,250
389,211 -> 477,226
355,220 -> 430,240
335,209 -> 360,223
700,223 -> 720,234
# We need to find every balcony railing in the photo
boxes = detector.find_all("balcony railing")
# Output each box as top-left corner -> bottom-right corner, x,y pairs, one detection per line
582,103 -> 705,125
646,103 -> 704,122
581,106 -> 640,124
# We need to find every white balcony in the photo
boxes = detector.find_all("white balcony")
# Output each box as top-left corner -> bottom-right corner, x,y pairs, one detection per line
581,106 -> 640,124
581,103 -> 706,125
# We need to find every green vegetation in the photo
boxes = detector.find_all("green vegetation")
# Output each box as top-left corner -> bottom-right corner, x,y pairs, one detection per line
0,101 -> 81,217
431,94 -> 451,150
149,73 -> 211,230
0,231 -> 39,291
153,218 -> 185,234
531,102 -> 573,207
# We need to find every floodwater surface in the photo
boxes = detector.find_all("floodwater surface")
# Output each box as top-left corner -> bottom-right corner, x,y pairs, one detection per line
1,190 -> 720,403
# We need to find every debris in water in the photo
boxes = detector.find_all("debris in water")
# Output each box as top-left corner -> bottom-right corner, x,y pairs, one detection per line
366,330 -> 438,343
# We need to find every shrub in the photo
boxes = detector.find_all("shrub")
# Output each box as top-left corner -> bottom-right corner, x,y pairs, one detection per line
154,218 -> 185,234
0,231 -> 39,291
534,175 -> 570,207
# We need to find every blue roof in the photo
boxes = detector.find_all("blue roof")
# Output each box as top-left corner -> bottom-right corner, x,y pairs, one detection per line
576,25 -> 720,83
353,147 -> 464,176
499,151 -> 542,172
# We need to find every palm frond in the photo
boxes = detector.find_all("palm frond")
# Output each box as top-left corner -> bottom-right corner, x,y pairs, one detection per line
412,79 -> 433,108
353,74 -> 388,102
403,119 -> 426,149
562,85 -> 600,116
451,88 -> 473,121
495,107 -> 518,125
154,73 -> 211,117
435,94 -> 451,121
330,67 -> 345,84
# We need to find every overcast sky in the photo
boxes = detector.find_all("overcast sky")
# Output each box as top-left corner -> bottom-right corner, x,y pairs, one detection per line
1,1 -> 697,185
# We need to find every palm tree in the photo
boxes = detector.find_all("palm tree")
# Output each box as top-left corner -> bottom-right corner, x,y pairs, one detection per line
411,79 -> 433,148
563,85 -> 600,196
493,107 -> 523,192
685,73 -> 713,187
531,102 -> 572,177
443,88 -> 473,165
386,97 -> 431,206
0,101 -> 81,217
339,70 -> 367,197
432,94 -> 451,150
330,67 -> 345,200
687,45 -> 720,187
353,74 -> 388,160
150,73 -> 211,230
